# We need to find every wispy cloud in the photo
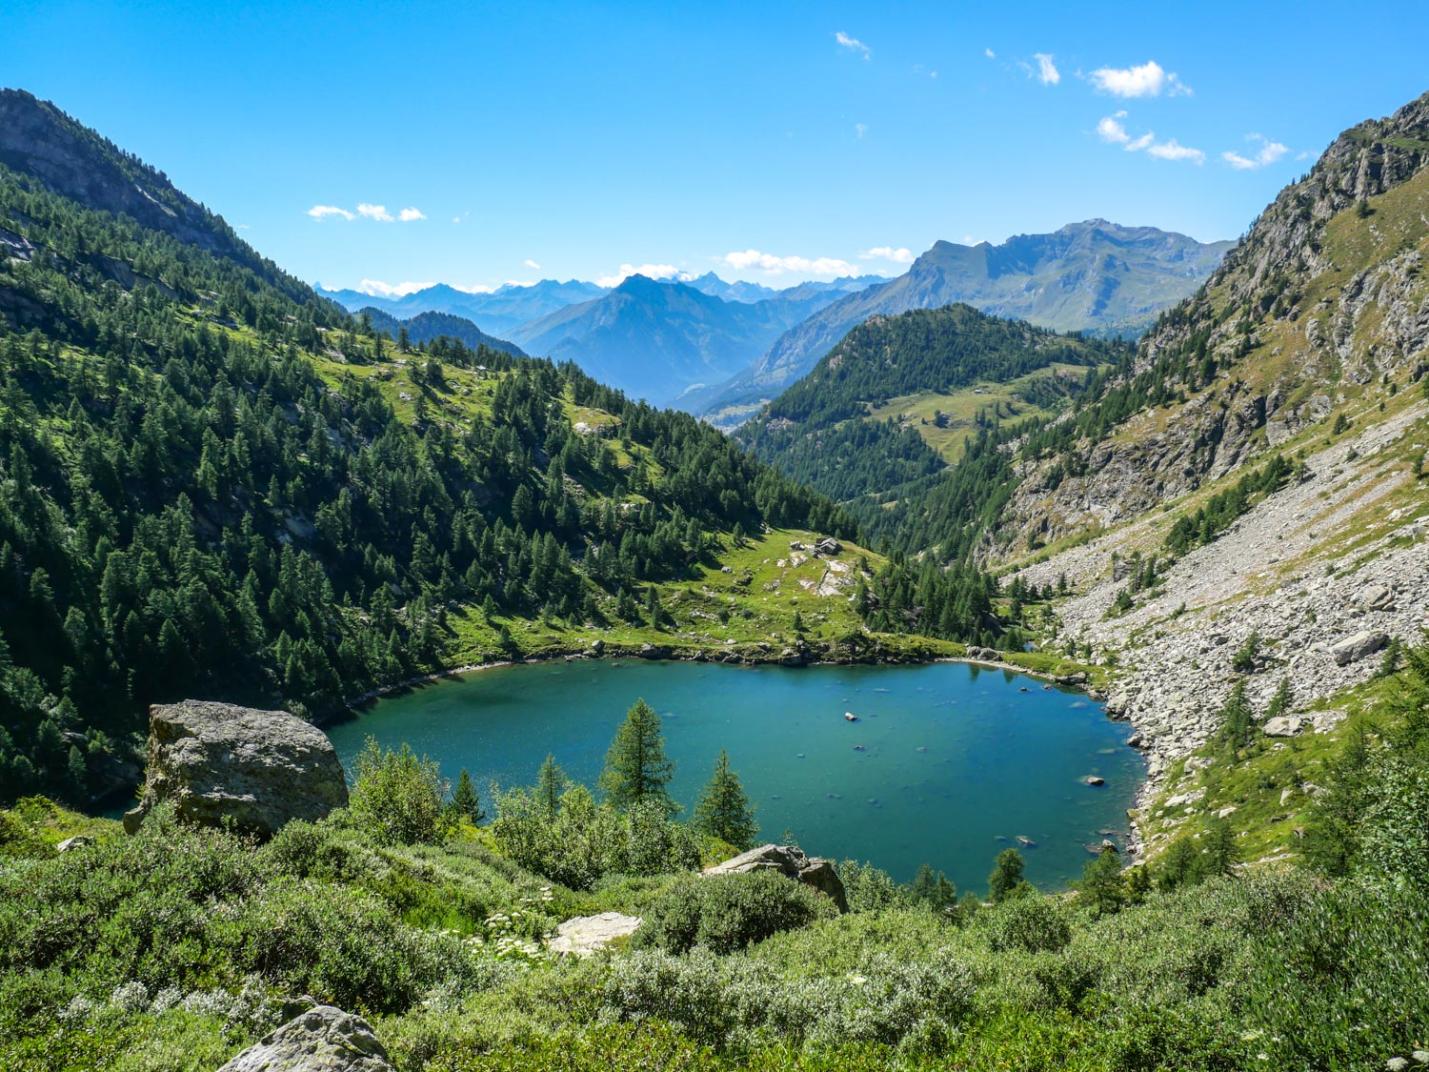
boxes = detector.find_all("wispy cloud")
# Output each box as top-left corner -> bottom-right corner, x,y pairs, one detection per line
1146,139 -> 1204,163
721,250 -> 859,278
861,246 -> 914,264
1222,133 -> 1289,170
1097,111 -> 1205,164
854,122 -> 868,139
1032,53 -> 1060,85
1089,60 -> 1191,98
307,204 -> 354,221
595,263 -> 684,287
523,258 -> 541,270
984,47 -> 996,59
835,30 -> 870,59
311,203 -> 425,223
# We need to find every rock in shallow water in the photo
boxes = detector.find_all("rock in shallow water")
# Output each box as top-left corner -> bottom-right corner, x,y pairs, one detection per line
123,700 -> 348,838
217,1005 -> 393,1072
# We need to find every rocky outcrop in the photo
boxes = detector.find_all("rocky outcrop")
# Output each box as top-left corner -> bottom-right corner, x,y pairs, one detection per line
702,843 -> 849,912
123,701 -> 348,837
216,1005 -> 393,1072
1011,400 -> 1429,847
997,91 -> 1429,551
548,912 -> 642,956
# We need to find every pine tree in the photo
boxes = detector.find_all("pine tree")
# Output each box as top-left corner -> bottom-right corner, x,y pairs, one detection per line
449,768 -> 484,823
988,848 -> 1028,903
694,749 -> 757,849
600,698 -> 675,815
1079,846 -> 1126,916
536,753 -> 567,815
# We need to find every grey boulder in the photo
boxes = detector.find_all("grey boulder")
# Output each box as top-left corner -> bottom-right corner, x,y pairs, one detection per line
703,843 -> 849,912
1330,630 -> 1389,666
123,700 -> 348,838
217,1005 -> 393,1072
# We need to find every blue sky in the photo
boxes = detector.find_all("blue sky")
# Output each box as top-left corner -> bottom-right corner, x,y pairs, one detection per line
4,1 -> 1426,295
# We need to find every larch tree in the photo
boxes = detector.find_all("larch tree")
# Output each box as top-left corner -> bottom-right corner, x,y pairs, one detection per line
694,749 -> 757,850
600,698 -> 675,815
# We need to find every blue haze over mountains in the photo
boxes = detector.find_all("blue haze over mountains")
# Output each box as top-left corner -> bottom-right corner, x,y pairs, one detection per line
318,220 -> 1230,412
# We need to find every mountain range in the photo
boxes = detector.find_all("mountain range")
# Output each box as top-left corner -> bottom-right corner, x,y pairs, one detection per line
693,221 -> 1233,424
318,225 -> 1226,414
317,279 -> 607,338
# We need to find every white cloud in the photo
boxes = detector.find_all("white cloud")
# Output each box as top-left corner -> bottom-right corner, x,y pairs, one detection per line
523,258 -> 541,270
307,204 -> 354,221
595,263 -> 684,287
1089,60 -> 1192,98
1146,138 -> 1205,164
356,279 -> 436,297
1222,134 -> 1289,170
1096,113 -> 1204,164
984,47 -> 996,59
1097,111 -> 1131,144
721,250 -> 859,278
854,122 -> 868,139
861,246 -> 915,264
1032,53 -> 1060,85
397,207 -> 425,222
356,203 -> 394,222
835,31 -> 870,59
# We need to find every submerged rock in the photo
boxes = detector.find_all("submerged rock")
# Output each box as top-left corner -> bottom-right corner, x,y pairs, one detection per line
123,700 -> 348,838
216,1005 -> 393,1072
703,843 -> 849,912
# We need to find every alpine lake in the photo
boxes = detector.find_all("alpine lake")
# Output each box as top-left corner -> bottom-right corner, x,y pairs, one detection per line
326,658 -> 1144,893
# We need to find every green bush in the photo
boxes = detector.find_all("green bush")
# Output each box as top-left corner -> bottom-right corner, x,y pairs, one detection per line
634,872 -> 835,955
348,738 -> 452,846
980,895 -> 1073,954
490,786 -> 699,890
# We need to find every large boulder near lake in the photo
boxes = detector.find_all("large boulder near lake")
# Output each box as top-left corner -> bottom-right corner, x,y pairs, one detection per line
216,1005 -> 393,1072
703,843 -> 849,912
123,700 -> 348,837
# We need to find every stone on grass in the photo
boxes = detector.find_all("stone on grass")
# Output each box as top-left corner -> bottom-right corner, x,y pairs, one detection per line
123,700 -> 347,838
217,1005 -> 393,1072
548,912 -> 642,956
703,843 -> 849,912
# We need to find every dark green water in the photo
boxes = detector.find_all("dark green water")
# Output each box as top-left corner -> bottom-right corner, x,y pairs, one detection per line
326,659 -> 1142,892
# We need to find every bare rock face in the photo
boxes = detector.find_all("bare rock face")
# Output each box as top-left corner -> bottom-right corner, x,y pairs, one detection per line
217,1006 -> 393,1072
703,843 -> 849,912
123,701 -> 348,837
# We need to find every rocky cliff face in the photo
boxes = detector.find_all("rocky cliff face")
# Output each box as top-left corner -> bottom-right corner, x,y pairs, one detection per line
997,91 -> 1429,549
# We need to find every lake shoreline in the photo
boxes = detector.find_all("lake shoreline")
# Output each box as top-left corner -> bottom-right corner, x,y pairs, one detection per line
333,640 -> 1148,862
330,656 -> 1144,889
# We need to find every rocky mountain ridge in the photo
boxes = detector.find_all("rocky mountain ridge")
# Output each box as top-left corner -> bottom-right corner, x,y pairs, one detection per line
993,90 -> 1429,854
696,221 -> 1231,424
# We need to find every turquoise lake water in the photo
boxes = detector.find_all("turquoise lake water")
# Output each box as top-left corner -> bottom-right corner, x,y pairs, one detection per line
325,659 -> 1143,892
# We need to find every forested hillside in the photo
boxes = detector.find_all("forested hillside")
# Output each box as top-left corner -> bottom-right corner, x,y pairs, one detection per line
738,305 -> 1129,552
358,306 -> 526,358
0,96 -> 852,805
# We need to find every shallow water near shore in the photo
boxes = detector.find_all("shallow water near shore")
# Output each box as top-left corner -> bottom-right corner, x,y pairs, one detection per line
327,659 -> 1143,891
